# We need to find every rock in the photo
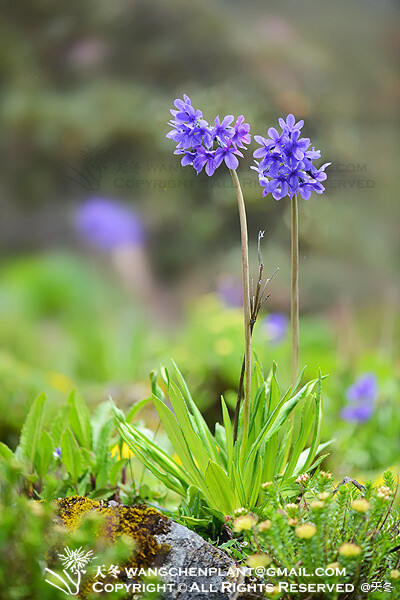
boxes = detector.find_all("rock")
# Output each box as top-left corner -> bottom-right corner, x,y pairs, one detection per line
152,518 -> 244,600
55,496 -> 251,600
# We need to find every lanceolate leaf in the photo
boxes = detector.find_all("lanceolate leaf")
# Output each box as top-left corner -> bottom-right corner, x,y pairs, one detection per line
34,430 -> 53,480
167,382 -> 211,472
15,393 -> 46,472
245,379 -> 318,471
301,370 -> 324,473
61,428 -> 82,482
205,461 -> 235,514
171,361 -> 219,463
152,394 -> 205,488
67,389 -> 92,450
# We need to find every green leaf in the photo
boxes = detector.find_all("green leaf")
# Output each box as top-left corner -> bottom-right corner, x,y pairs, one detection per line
15,393 -> 46,471
152,393 -> 205,488
113,407 -> 189,495
61,428 -> 83,482
164,381 -> 212,470
50,405 -> 69,446
221,396 -> 233,476
301,370 -> 324,473
109,458 -> 127,487
150,370 -> 166,401
67,389 -> 92,450
34,430 -> 53,480
94,419 -> 113,472
205,461 -> 235,514
283,401 -> 314,480
248,454 -> 263,507
126,396 -> 152,422
249,382 -> 267,445
170,361 -> 219,463
245,379 -> 318,472
293,440 -> 333,476
0,442 -> 14,463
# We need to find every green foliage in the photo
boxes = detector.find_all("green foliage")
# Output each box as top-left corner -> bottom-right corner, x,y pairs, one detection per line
225,472 -> 400,599
113,362 -> 330,516
0,465 -> 135,600
0,391 -> 128,500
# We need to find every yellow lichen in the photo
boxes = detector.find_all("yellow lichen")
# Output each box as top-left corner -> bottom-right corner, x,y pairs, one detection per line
54,496 -> 171,599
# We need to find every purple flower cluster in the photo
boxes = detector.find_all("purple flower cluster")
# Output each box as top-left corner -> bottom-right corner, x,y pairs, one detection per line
340,373 -> 378,423
252,114 -> 330,200
75,198 -> 145,251
263,313 -> 289,344
166,95 -> 251,176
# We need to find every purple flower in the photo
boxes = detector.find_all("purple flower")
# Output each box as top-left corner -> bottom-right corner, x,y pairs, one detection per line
253,114 -> 330,200
340,373 -> 378,424
340,403 -> 374,423
193,147 -> 217,176
75,198 -> 145,250
263,313 -> 289,344
214,143 -> 243,170
231,116 -> 251,149
167,95 -> 250,176
212,115 -> 234,144
346,374 -> 378,404
216,275 -> 243,307
53,447 -> 62,459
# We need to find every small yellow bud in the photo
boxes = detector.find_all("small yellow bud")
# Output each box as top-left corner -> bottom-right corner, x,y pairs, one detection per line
296,473 -> 310,485
320,471 -> 332,480
326,562 -> 341,573
390,570 -> 400,580
258,519 -> 272,532
318,492 -> 330,500
338,543 -> 362,557
287,518 -> 298,527
262,481 -> 273,489
377,485 -> 393,500
28,502 -> 45,517
285,503 -> 298,514
246,553 -> 272,568
351,498 -> 371,513
233,514 -> 257,532
295,523 -> 317,539
234,507 -> 248,516
310,500 -> 325,510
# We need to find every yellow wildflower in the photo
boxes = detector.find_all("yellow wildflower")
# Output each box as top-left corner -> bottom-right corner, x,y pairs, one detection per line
351,498 -> 371,513
295,523 -> 317,539
338,543 -> 362,557
246,553 -> 272,568
258,519 -> 272,532
390,570 -> 400,580
233,514 -> 257,532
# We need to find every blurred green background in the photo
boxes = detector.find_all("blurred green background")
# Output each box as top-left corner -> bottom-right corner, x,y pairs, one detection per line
0,0 -> 399,475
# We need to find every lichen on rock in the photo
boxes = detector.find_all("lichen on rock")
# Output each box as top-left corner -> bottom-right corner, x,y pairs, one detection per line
51,496 -> 245,600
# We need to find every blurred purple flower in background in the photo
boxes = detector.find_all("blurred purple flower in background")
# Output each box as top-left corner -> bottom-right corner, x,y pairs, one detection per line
346,373 -> 378,403
53,447 -> 62,459
263,313 -> 289,344
216,275 -> 243,308
340,373 -> 378,423
340,403 -> 374,423
75,198 -> 145,250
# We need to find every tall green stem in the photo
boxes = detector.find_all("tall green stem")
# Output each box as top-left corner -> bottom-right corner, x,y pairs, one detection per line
230,169 -> 251,455
291,194 -> 299,386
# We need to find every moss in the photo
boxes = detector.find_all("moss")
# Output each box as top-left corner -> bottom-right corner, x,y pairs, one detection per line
54,496 -> 171,599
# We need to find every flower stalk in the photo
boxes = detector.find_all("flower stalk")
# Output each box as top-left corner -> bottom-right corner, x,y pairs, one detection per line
291,193 -> 299,385
230,169 -> 251,454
